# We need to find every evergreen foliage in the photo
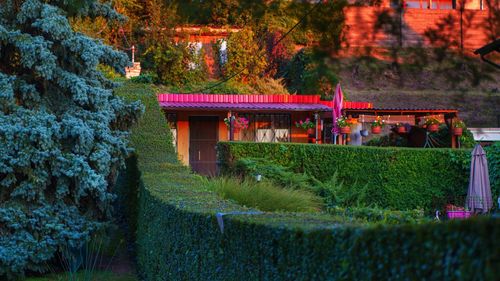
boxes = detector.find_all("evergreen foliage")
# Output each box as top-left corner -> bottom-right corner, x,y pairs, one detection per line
284,49 -> 339,97
0,0 -> 142,278
118,83 -> 499,280
217,142 -> 500,211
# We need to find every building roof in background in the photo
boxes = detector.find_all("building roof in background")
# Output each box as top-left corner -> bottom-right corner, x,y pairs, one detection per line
343,107 -> 458,117
160,102 -> 332,112
174,25 -> 241,36
468,128 -> 500,142
474,39 -> 500,69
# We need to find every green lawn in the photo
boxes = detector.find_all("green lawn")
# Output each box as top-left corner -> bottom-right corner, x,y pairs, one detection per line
26,271 -> 137,281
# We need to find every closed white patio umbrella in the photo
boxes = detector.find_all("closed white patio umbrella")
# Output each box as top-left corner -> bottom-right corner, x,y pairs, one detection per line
466,144 -> 493,213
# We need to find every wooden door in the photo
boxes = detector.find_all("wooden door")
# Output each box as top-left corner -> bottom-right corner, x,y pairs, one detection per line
189,116 -> 219,176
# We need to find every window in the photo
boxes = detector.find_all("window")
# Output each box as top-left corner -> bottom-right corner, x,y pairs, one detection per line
401,0 -> 454,9
218,39 -> 228,66
187,42 -> 203,70
238,113 -> 291,143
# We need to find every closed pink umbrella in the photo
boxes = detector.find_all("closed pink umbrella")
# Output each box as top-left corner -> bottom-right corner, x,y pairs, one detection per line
332,83 -> 343,144
466,144 -> 493,213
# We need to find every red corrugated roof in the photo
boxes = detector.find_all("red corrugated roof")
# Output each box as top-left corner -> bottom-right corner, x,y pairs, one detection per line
157,94 -> 373,111
159,102 -> 332,112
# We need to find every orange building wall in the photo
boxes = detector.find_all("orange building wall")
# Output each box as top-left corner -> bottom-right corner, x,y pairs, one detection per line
290,112 -> 318,143
175,111 -> 228,166
173,27 -> 240,78
173,4 -> 495,73
173,111 -> 324,165
342,5 -> 495,57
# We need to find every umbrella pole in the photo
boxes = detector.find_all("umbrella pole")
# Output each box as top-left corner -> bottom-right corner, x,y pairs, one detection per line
333,133 -> 337,144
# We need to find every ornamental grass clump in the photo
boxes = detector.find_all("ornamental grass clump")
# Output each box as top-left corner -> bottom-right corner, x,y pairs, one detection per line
206,177 -> 322,213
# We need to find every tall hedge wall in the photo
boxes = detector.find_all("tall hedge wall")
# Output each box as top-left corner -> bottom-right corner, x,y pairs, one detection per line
117,83 -> 500,280
218,142 -> 500,211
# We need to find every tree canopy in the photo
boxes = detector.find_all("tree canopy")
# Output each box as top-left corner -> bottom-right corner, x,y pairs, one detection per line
0,0 -> 142,278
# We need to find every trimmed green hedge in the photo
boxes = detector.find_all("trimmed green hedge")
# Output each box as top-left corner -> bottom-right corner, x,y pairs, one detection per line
218,142 -> 500,211
117,83 -> 500,280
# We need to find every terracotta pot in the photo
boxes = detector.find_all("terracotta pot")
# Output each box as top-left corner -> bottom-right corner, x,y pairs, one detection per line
340,127 -> 351,134
397,126 -> 406,134
371,126 -> 382,134
427,124 -> 439,132
453,127 -> 463,136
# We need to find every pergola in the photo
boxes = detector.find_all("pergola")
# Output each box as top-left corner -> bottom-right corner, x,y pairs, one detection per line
341,107 -> 460,148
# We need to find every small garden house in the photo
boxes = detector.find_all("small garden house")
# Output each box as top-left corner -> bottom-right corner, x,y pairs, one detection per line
159,94 -> 371,174
159,94 -> 461,175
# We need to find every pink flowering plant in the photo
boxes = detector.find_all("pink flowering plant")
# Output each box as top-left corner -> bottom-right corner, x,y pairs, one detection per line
295,118 -> 315,130
224,116 -> 249,129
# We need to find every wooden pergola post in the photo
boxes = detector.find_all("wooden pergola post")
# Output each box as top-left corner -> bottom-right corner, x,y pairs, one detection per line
229,111 -> 234,141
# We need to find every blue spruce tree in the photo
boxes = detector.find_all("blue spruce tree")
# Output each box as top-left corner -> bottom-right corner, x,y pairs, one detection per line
0,0 -> 143,278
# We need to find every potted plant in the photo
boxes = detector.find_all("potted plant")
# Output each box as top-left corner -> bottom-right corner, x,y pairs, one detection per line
424,117 -> 440,132
336,116 -> 352,134
295,118 -> 315,135
453,120 -> 466,136
395,122 -> 406,134
445,204 -> 472,219
224,115 -> 249,133
371,116 -> 384,134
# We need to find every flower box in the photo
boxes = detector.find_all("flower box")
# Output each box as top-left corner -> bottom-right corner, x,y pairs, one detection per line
427,124 -> 439,132
340,127 -> 351,134
446,210 -> 471,219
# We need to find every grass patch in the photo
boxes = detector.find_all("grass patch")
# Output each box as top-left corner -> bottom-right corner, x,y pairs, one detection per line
205,177 -> 322,212
117,82 -> 499,280
25,271 -> 137,281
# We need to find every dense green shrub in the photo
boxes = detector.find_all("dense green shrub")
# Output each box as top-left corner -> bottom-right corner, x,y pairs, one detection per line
283,49 -> 339,97
120,83 -> 499,281
251,77 -> 290,95
130,72 -> 156,84
224,28 -> 267,82
144,40 -> 207,86
327,206 -> 427,225
217,142 -> 487,211
234,158 -> 313,190
234,158 -> 377,209
205,177 -> 322,212
485,142 -> 500,202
